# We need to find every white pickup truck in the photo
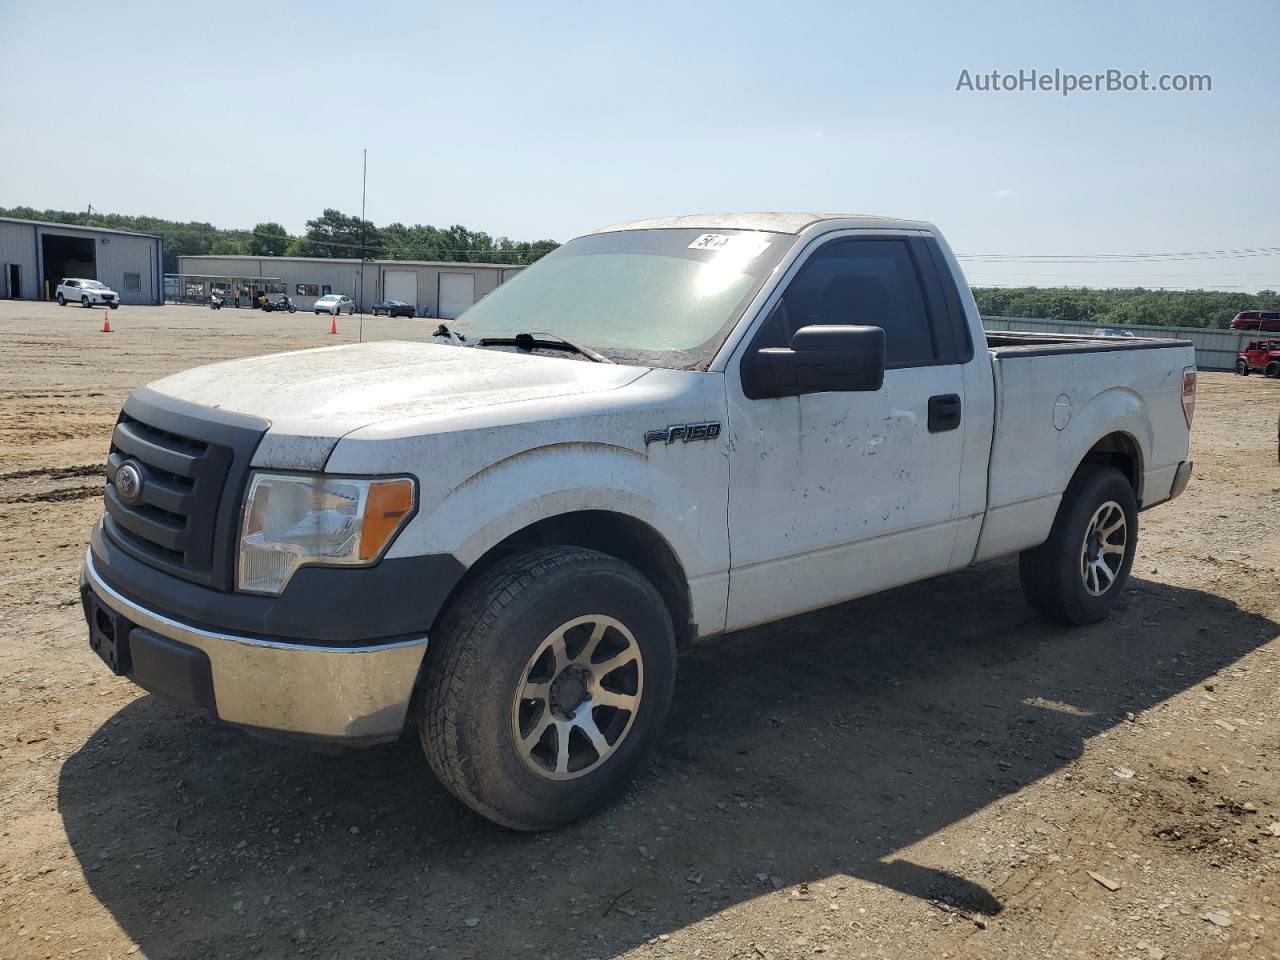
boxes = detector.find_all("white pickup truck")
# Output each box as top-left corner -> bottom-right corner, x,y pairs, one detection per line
81,213 -> 1196,829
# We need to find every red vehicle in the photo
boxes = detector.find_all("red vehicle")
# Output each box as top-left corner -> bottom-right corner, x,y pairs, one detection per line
1236,338 -> 1280,377
1230,310 -> 1280,331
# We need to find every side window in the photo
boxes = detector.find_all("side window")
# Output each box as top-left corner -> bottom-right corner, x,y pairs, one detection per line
321,285 -> 333,296
123,272 -> 141,291
754,238 -> 940,368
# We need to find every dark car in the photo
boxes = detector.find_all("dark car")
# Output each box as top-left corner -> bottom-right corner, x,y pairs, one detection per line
372,299 -> 416,318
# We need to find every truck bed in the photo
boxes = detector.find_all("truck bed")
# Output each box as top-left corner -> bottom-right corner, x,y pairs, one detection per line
985,329 -> 1194,356
972,329 -> 1196,565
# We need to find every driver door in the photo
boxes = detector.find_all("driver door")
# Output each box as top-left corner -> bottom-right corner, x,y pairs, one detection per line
725,233 -> 972,631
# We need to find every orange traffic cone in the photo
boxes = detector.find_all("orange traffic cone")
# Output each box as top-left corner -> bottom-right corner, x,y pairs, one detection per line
329,315 -> 338,335
101,310 -> 112,334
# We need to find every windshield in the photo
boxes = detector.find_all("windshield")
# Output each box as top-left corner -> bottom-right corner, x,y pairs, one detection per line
450,228 -> 792,369
316,295 -> 339,302
83,281 -> 108,289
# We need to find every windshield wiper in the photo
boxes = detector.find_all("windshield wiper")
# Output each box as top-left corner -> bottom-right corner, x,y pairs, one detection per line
477,330 -> 614,364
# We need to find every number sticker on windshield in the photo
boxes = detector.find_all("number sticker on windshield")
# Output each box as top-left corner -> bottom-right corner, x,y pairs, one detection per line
688,233 -> 772,259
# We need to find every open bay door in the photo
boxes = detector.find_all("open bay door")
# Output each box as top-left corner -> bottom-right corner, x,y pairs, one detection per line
383,269 -> 418,309
438,272 -> 476,320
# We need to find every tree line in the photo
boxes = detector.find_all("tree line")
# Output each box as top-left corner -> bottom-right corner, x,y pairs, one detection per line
0,205 -> 560,274
972,285 -> 1279,329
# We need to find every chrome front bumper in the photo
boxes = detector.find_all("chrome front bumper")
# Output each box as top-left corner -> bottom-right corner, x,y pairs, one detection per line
82,551 -> 428,742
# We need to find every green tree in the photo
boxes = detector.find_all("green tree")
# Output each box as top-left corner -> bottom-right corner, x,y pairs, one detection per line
295,208 -> 383,259
250,222 -> 290,256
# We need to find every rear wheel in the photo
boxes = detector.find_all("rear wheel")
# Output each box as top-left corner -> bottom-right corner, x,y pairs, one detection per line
1237,360 -> 1249,376
1019,465 -> 1137,626
417,546 -> 676,830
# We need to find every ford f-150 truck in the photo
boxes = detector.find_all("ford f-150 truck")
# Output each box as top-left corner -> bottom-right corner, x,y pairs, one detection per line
81,213 -> 1196,830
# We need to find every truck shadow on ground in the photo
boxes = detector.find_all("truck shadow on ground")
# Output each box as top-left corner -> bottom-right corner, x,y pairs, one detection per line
58,560 -> 1276,960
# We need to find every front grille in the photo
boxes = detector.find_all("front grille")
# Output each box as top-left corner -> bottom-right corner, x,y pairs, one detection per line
101,388 -> 268,590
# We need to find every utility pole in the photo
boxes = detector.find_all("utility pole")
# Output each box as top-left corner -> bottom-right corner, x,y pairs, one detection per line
84,204 -> 93,226
358,148 -> 367,343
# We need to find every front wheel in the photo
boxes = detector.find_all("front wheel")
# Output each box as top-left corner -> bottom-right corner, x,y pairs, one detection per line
56,293 -> 66,306
1019,465 -> 1137,626
417,546 -> 676,830
1237,360 -> 1249,376
109,303 -> 118,310
1265,361 -> 1280,379
81,296 -> 90,308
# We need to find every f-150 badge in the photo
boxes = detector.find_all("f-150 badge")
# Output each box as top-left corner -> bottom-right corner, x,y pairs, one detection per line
644,422 -> 722,445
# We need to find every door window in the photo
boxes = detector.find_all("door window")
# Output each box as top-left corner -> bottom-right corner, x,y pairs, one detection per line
750,238 -> 944,369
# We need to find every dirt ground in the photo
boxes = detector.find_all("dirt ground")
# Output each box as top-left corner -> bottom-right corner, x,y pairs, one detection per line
1,300 -> 1277,960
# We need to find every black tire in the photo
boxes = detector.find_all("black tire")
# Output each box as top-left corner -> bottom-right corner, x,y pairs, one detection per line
1019,465 -> 1137,626
1237,360 -> 1249,376
81,296 -> 89,308
417,546 -> 676,831
56,293 -> 66,306
1265,361 -> 1280,379
109,303 -> 118,310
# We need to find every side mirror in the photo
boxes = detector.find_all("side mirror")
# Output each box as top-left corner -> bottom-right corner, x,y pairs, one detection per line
745,325 -> 886,399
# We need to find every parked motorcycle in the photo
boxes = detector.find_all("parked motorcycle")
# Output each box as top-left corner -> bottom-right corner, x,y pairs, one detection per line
263,296 -> 297,314
209,294 -> 223,310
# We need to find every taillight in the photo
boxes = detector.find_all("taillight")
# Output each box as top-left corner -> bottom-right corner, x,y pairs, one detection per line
1181,366 -> 1197,428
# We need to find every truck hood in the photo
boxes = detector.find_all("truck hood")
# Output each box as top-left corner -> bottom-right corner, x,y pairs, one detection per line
146,340 -> 651,469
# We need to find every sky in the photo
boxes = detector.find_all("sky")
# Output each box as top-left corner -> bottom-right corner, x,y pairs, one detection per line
1,0 -> 1276,290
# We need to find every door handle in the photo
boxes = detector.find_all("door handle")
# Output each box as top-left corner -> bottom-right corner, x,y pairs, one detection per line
928,393 -> 962,433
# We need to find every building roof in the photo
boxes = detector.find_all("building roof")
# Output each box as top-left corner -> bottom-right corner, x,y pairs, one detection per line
590,212 -> 933,235
179,254 -> 524,270
0,216 -> 162,240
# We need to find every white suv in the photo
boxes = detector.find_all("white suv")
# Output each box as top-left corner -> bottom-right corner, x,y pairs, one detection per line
313,294 -> 354,316
57,278 -> 119,309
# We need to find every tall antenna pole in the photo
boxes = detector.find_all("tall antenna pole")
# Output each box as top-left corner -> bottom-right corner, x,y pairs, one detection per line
359,148 -> 367,343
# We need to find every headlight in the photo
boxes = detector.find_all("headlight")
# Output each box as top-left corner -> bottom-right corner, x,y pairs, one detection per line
237,472 -> 416,595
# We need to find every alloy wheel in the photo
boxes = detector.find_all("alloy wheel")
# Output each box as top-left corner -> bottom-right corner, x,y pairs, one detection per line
1079,500 -> 1127,597
510,615 -> 643,780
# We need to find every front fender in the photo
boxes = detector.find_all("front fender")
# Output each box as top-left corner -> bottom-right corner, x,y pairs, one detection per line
326,368 -> 731,632
420,440 -> 717,574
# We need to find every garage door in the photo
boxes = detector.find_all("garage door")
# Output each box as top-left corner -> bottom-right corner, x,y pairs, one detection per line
384,269 -> 417,308
438,272 -> 475,320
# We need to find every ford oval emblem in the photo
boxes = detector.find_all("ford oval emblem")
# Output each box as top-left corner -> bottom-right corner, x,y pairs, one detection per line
116,462 -> 144,504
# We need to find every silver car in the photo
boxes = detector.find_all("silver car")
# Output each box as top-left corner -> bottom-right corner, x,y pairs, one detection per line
313,294 -> 355,316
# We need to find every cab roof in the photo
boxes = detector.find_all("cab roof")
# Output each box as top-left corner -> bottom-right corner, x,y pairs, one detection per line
590,212 -> 934,236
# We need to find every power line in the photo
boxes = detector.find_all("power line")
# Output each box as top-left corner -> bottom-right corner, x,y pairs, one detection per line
956,246 -> 1280,263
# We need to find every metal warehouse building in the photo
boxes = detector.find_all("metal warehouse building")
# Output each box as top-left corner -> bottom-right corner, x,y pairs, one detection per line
177,255 -> 523,318
0,217 -> 163,304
